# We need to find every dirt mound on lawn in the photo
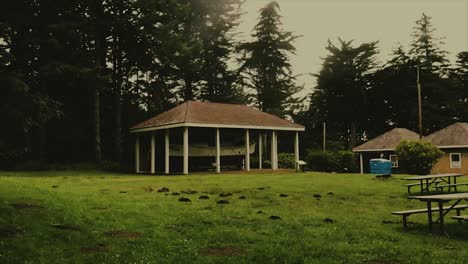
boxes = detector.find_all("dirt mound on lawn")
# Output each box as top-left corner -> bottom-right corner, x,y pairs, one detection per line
103,230 -> 142,239
10,203 -> 45,210
199,246 -> 246,256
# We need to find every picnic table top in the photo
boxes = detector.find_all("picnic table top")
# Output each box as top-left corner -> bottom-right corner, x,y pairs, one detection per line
408,192 -> 468,202
404,173 -> 464,181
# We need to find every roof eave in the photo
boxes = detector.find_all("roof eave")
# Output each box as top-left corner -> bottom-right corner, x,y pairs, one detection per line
130,122 -> 305,133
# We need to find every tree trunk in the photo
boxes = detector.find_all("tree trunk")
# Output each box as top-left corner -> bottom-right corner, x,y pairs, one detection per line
350,122 -> 357,149
91,0 -> 105,163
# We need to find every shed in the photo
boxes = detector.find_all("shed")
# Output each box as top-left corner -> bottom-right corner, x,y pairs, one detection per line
353,128 -> 420,174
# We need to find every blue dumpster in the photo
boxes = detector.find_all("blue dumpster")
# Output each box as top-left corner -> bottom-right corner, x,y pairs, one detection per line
369,159 -> 392,175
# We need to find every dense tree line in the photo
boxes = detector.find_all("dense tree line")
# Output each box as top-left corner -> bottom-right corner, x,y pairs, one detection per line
0,0 -> 301,168
299,13 -> 467,151
0,1 -> 466,169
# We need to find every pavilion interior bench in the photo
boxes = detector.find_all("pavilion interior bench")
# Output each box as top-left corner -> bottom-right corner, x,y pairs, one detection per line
451,215 -> 468,221
435,183 -> 468,192
392,204 -> 468,229
404,180 -> 443,194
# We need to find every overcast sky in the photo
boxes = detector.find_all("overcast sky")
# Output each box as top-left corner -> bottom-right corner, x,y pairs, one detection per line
237,0 -> 468,94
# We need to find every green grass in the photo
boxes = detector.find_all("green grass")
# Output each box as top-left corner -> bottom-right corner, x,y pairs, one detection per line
0,171 -> 467,264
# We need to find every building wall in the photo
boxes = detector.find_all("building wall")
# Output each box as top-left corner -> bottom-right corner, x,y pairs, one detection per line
431,149 -> 468,174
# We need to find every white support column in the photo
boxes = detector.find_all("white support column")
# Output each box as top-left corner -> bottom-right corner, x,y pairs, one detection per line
151,133 -> 156,174
294,131 -> 299,171
258,133 -> 263,169
359,153 -> 364,174
271,131 -> 278,170
165,130 -> 170,174
245,129 -> 250,171
216,128 -> 221,173
135,135 -> 140,173
183,127 -> 189,175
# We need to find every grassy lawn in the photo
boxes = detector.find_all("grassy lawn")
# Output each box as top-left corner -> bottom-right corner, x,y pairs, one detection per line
0,171 -> 467,264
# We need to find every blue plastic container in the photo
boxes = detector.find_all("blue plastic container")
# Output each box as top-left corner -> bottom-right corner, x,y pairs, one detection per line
369,159 -> 392,175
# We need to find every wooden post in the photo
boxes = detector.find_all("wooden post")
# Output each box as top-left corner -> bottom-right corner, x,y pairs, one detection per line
165,129 -> 170,174
183,127 -> 189,175
135,135 -> 140,173
294,131 -> 299,171
417,66 -> 423,140
151,133 -> 156,174
359,153 -> 364,174
259,133 -> 263,169
216,128 -> 221,173
323,122 -> 326,152
245,129 -> 250,171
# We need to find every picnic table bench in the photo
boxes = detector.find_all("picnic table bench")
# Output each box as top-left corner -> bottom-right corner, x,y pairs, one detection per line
435,182 -> 468,192
404,179 -> 443,194
392,204 -> 468,230
451,215 -> 468,221
408,192 -> 468,233
403,173 -> 464,193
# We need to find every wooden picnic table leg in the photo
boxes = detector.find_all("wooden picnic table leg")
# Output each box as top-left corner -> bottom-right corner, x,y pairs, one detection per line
420,180 -> 424,194
438,201 -> 444,234
448,177 -> 451,192
454,177 -> 457,192
427,201 -> 433,233
425,179 -> 430,193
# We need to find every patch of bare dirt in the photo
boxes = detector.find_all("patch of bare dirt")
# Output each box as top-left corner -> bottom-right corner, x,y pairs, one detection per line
199,247 -> 246,257
179,197 -> 191,202
165,223 -> 193,233
80,243 -> 106,253
199,195 -> 210,200
181,190 -> 198,194
103,230 -> 142,239
10,203 -> 45,210
238,196 -> 247,200
49,224 -> 81,231
143,187 -> 154,192
269,215 -> 281,220
157,187 -> 169,193
0,226 -> 20,238
364,260 -> 400,264
217,200 -> 229,204
219,193 -> 232,197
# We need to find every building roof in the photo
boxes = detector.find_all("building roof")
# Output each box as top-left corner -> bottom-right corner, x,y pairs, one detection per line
353,128 -> 420,152
424,123 -> 468,148
130,101 -> 305,132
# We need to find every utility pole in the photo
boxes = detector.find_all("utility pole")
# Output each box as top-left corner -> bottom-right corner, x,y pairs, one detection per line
417,66 -> 423,139
323,122 -> 326,152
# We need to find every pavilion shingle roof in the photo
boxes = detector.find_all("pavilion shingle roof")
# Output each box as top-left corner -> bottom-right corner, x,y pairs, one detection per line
131,101 -> 304,131
424,123 -> 468,148
353,128 -> 420,152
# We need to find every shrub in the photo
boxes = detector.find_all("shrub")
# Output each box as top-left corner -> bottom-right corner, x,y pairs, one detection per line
304,150 -> 358,173
305,151 -> 339,172
278,153 -> 295,169
336,150 -> 359,173
395,140 -> 443,175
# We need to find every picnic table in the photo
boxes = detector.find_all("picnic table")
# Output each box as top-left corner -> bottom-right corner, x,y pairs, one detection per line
403,173 -> 464,193
408,192 -> 468,233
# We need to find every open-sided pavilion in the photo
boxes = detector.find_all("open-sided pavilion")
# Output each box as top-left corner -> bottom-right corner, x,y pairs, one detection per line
130,101 -> 305,174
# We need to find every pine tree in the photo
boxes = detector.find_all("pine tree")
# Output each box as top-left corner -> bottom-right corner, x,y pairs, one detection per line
308,39 -> 379,148
199,0 -> 245,103
238,1 -> 301,116
409,13 -> 448,73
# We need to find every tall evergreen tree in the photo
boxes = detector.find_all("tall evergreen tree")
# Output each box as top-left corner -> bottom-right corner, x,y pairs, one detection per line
238,1 -> 301,116
453,51 -> 468,122
308,39 -> 378,148
199,0 -> 244,103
